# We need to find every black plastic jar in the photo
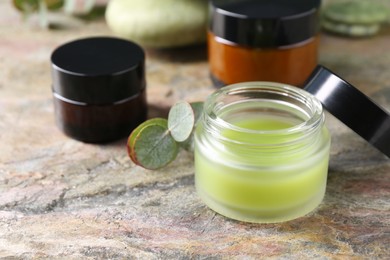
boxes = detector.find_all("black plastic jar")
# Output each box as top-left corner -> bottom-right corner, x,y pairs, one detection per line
51,37 -> 147,143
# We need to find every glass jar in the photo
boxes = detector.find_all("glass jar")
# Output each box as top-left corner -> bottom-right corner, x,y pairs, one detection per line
208,0 -> 321,87
194,82 -> 331,223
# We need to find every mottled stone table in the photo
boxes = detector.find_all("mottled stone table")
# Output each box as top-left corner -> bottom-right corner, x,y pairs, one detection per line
0,1 -> 389,259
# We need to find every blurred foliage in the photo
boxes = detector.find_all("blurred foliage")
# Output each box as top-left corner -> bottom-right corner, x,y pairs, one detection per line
12,0 -> 106,28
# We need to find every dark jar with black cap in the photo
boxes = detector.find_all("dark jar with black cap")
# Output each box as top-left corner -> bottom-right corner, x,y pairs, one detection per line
208,0 -> 322,87
51,37 -> 147,143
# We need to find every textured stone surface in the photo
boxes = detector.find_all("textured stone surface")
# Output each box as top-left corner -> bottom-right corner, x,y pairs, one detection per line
0,1 -> 389,259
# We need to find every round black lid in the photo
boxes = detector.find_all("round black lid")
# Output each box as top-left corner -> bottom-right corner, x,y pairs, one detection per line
51,37 -> 145,105
209,0 -> 321,48
304,65 -> 390,158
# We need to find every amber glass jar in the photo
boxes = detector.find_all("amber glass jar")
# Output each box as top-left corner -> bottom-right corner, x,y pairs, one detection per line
208,0 -> 321,87
51,37 -> 147,143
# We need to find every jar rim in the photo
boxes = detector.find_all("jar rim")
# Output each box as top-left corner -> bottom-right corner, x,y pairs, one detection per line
203,82 -> 324,145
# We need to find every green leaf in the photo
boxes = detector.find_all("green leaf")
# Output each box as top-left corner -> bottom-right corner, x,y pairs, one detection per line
126,102 -> 204,170
13,0 -> 64,12
45,0 -> 64,10
180,102 -> 204,152
168,101 -> 195,142
127,118 -> 168,155
190,101 -> 204,125
13,0 -> 38,13
127,118 -> 178,170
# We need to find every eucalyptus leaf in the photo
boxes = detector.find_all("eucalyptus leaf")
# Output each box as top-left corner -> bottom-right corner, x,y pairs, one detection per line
13,0 -> 64,11
180,102 -> 204,152
126,101 -> 204,170
127,118 -> 178,169
13,0 -> 39,12
131,123 -> 178,170
190,101 -> 204,125
127,118 -> 168,154
168,101 -> 195,142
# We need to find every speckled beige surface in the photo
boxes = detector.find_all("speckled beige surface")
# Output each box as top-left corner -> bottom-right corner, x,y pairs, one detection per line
0,1 -> 389,259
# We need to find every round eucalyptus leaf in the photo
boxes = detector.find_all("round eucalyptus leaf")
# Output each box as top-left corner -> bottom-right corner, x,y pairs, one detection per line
127,118 -> 168,155
127,118 -> 178,170
168,101 -> 195,142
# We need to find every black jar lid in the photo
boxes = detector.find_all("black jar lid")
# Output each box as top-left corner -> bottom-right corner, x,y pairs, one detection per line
51,37 -> 145,105
209,0 -> 321,48
304,65 -> 390,158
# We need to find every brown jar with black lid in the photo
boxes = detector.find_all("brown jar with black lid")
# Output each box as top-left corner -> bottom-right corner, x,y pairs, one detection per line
51,37 -> 147,143
208,0 -> 322,87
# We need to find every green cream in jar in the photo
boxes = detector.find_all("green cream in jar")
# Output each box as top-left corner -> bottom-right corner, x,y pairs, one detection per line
194,82 -> 331,223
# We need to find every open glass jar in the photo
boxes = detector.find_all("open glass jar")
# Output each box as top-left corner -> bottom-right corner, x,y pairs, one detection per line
194,82 -> 331,223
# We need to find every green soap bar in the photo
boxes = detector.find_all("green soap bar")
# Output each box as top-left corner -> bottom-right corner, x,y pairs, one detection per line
323,0 -> 389,25
322,18 -> 381,37
105,0 -> 208,48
